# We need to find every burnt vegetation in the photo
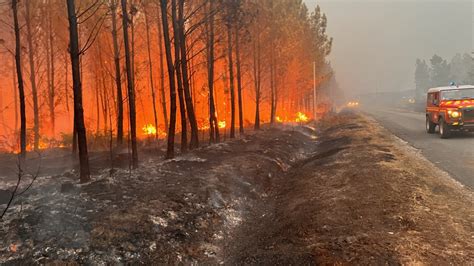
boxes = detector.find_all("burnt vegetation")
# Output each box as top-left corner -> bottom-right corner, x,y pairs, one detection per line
0,0 -> 335,173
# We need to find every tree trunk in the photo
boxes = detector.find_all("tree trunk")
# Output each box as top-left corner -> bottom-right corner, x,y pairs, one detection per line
156,8 -> 169,133
25,0 -> 40,150
144,9 -> 159,140
171,0 -> 187,153
178,0 -> 199,149
110,0 -> 124,145
121,0 -> 139,168
269,2 -> 276,125
64,51 -> 70,114
160,0 -> 177,159
270,46 -> 275,124
226,22 -> 236,138
253,23 -> 261,130
207,0 -> 219,142
100,69 -> 109,134
235,25 -> 244,134
130,10 -> 135,94
47,0 -> 56,136
66,0 -> 91,182
72,118 -> 77,153
95,69 -> 101,134
12,55 -> 19,136
12,0 -> 26,158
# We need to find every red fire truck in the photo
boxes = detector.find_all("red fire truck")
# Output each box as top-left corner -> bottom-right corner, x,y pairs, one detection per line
426,85 -> 474,138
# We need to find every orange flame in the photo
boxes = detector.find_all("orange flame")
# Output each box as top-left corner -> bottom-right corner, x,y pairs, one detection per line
218,121 -> 226,129
275,112 -> 309,123
295,112 -> 309,123
142,124 -> 157,136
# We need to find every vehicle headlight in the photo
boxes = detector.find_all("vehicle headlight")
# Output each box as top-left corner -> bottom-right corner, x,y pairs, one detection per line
448,110 -> 460,118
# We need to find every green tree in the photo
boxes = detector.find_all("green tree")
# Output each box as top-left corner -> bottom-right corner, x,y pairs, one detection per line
430,54 -> 450,87
415,59 -> 430,101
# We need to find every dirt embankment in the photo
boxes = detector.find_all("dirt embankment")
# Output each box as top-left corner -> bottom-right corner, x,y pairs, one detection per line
0,111 -> 472,264
228,111 -> 473,264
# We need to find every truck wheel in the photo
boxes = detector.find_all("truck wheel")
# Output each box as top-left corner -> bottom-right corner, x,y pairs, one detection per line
439,118 -> 451,139
426,116 -> 436,134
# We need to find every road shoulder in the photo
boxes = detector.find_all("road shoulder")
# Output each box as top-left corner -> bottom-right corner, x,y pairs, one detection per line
229,111 -> 473,264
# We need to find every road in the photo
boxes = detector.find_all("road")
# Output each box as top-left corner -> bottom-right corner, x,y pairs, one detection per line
364,107 -> 474,189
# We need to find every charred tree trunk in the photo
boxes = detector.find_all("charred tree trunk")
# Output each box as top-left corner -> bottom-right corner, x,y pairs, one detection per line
25,0 -> 40,150
273,62 -> 278,121
270,47 -> 275,125
171,0 -> 187,153
156,9 -> 169,133
12,0 -> 26,158
144,9 -> 159,140
178,0 -> 199,149
160,0 -> 177,159
110,0 -> 124,145
253,22 -> 261,130
269,3 -> 276,125
11,56 -> 19,138
95,69 -> 101,134
235,25 -> 244,134
226,22 -> 236,138
64,51 -> 70,114
207,0 -> 219,142
47,0 -> 56,136
121,0 -> 139,168
66,0 -> 91,182
72,119 -> 77,153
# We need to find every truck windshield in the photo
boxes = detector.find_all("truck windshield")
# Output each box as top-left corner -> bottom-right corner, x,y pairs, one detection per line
441,88 -> 474,100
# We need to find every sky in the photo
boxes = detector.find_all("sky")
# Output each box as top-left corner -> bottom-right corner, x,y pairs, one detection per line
304,0 -> 473,97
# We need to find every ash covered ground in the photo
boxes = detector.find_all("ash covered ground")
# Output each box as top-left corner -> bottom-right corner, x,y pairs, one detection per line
0,111 -> 473,264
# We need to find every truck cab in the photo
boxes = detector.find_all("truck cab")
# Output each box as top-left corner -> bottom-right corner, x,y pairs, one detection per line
426,85 -> 474,138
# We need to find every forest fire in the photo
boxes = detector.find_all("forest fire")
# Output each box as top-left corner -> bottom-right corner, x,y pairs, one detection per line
275,112 -> 310,123
0,0 -> 335,176
142,124 -> 157,136
296,112 -> 309,123
218,121 -> 226,129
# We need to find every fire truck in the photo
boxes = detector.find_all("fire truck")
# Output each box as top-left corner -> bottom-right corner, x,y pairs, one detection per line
426,85 -> 474,138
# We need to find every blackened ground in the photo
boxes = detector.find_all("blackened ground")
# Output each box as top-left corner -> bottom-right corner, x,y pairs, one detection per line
0,111 -> 473,264
0,123 -> 318,264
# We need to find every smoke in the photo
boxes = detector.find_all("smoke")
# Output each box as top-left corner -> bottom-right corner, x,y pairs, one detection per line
304,0 -> 473,97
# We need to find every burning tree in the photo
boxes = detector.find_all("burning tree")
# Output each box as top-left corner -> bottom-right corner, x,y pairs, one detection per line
0,0 -> 335,162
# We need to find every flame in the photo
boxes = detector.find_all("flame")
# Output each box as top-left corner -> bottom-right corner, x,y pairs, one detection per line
295,112 -> 309,123
38,141 -> 48,150
197,120 -> 225,130
142,124 -> 157,136
10,244 -> 17,253
275,112 -> 309,123
218,121 -> 226,129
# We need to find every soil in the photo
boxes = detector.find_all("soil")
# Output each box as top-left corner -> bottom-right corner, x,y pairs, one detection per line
0,111 -> 472,264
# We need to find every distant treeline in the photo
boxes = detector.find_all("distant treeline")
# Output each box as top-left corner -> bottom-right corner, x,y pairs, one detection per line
414,53 -> 473,101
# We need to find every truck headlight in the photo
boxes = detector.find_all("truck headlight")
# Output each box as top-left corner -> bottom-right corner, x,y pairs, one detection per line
449,110 -> 460,118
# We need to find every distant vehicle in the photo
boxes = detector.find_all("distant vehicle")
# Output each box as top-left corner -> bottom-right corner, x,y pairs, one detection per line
347,101 -> 359,107
426,85 -> 474,138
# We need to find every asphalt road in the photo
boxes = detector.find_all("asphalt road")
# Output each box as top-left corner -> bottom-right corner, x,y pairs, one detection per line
364,107 -> 474,189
